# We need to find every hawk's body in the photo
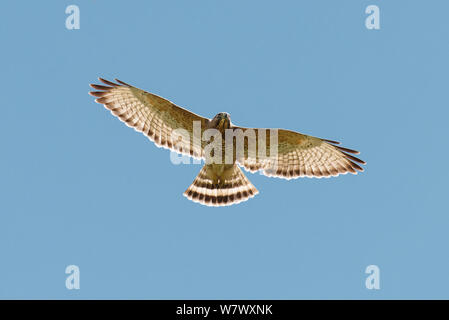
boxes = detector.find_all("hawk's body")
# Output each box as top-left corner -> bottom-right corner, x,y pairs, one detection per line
185,112 -> 259,205
89,78 -> 365,207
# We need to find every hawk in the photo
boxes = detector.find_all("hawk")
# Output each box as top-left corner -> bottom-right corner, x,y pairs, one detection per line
89,78 -> 365,207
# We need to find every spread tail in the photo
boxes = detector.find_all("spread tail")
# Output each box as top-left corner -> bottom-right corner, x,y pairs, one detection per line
184,164 -> 258,207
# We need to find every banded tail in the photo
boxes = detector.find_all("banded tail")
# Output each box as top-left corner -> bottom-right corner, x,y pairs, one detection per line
184,164 -> 259,207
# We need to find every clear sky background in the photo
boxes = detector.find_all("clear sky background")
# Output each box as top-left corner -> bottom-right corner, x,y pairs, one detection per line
1,0 -> 448,299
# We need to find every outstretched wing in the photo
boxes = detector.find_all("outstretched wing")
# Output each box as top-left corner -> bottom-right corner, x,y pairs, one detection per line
233,126 -> 365,179
89,78 -> 209,158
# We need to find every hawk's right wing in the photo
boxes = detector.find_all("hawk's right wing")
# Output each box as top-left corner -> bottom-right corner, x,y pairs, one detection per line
89,78 -> 209,159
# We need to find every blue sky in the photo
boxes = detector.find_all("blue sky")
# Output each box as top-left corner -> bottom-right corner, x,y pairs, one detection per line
1,0 -> 448,299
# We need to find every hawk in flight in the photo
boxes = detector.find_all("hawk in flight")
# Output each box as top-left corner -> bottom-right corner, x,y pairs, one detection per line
89,78 -> 365,207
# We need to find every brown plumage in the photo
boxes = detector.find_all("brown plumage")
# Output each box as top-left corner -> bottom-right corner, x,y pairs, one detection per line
184,164 -> 258,206
89,78 -> 366,207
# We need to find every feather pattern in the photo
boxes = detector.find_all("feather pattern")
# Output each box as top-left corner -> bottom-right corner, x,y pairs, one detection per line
184,164 -> 258,207
232,127 -> 365,179
89,78 -> 209,159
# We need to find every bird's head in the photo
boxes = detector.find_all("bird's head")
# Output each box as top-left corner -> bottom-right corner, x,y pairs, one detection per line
211,112 -> 231,130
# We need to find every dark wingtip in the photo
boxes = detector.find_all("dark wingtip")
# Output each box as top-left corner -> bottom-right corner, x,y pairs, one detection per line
341,152 -> 366,165
351,161 -> 364,172
98,77 -> 118,87
89,91 -> 106,97
323,139 -> 341,145
90,83 -> 111,90
335,145 -> 360,155
115,78 -> 131,86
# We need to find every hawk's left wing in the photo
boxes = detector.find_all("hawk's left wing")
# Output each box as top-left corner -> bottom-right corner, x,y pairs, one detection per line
89,78 -> 209,158
232,126 -> 366,179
